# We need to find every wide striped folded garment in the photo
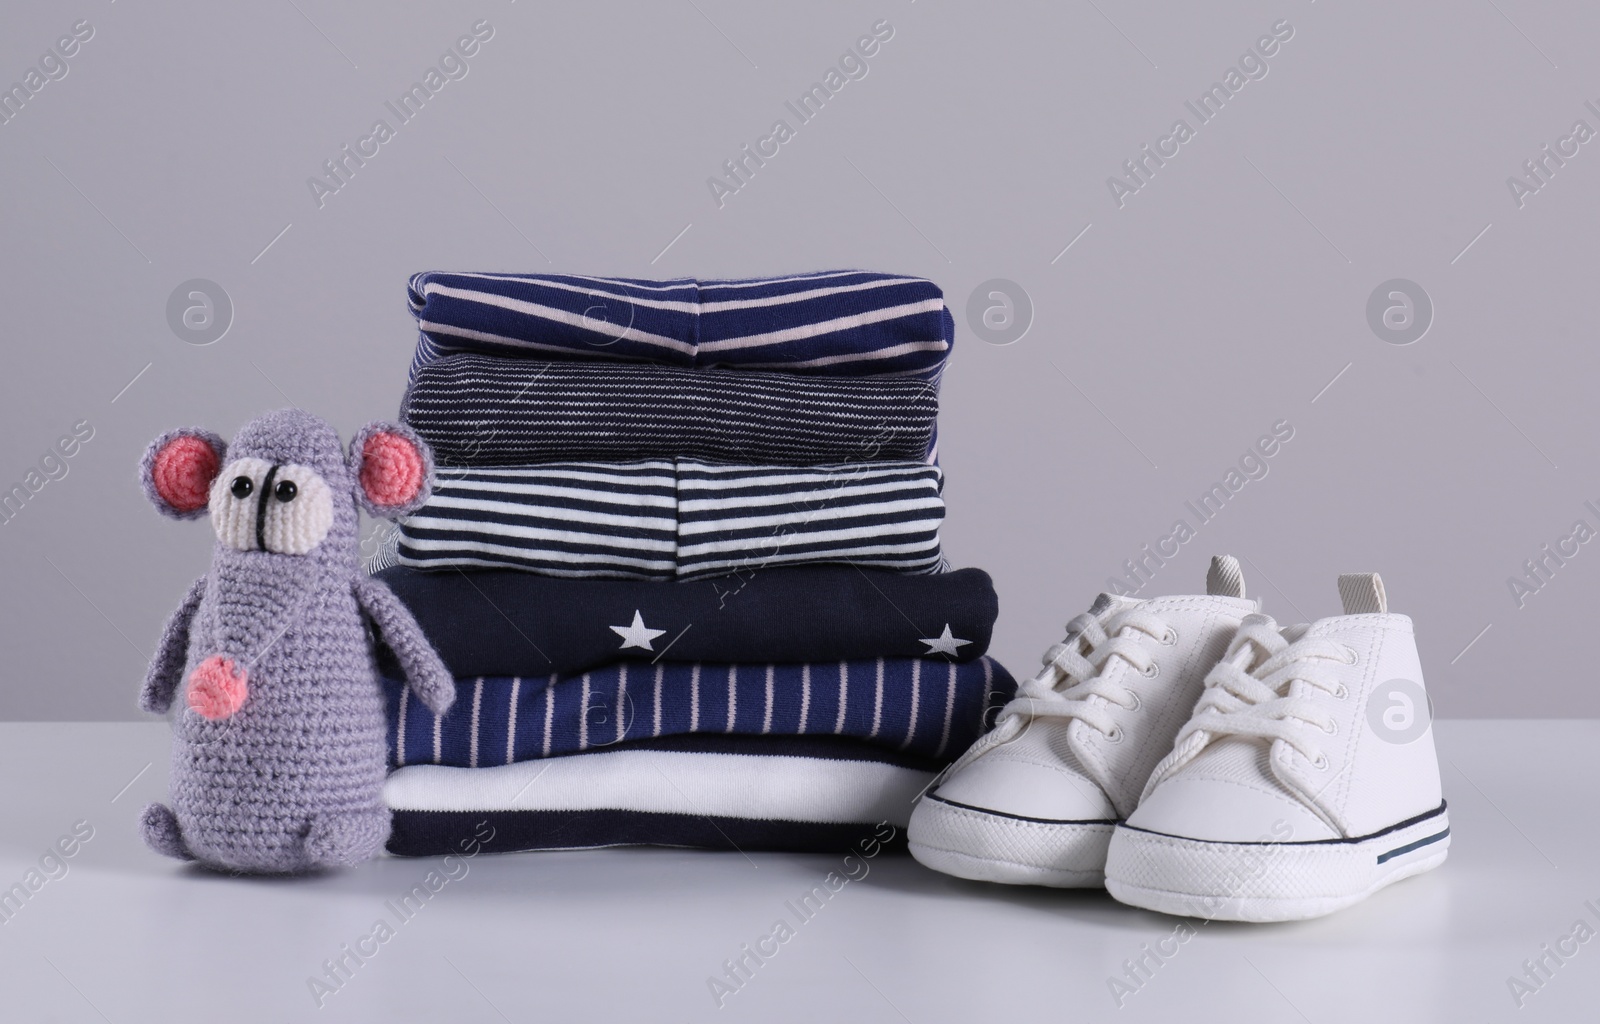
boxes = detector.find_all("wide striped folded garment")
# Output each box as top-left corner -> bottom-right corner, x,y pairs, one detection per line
385,735 -> 928,855
384,656 -> 1014,769
396,459 -> 945,580
401,354 -> 940,467
407,270 -> 954,382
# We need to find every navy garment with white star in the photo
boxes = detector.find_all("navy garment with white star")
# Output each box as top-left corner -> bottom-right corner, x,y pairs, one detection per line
373,564 -> 997,679
382,656 -> 1016,769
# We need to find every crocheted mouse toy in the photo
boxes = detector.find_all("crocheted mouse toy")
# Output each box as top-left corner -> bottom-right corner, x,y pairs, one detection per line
137,408 -> 455,873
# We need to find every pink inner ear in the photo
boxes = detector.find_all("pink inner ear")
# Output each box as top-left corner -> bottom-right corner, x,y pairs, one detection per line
361,432 -> 425,508
153,436 -> 219,513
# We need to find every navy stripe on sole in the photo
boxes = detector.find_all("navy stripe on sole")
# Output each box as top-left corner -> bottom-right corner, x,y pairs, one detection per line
1376,827 -> 1450,865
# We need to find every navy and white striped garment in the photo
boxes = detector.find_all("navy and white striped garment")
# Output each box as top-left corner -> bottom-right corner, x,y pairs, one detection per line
407,270 -> 955,382
402,354 -> 939,467
383,656 -> 1015,769
384,735 -> 929,856
396,459 -> 946,580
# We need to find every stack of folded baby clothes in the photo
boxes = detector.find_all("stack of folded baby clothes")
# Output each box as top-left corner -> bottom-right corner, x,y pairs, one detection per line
371,270 -> 1015,855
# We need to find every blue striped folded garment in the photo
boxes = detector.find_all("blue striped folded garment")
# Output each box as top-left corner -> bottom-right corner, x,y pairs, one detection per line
383,656 -> 1015,769
407,270 -> 954,383
396,459 -> 946,580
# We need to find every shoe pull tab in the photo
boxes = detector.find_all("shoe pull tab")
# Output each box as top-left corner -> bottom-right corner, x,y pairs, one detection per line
1337,573 -> 1387,614
1206,555 -> 1246,598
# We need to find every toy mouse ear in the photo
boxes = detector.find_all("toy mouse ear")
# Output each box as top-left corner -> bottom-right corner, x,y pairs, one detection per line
141,428 -> 227,520
349,421 -> 434,518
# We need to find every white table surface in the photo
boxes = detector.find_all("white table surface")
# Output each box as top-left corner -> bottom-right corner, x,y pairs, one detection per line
0,720 -> 1593,1023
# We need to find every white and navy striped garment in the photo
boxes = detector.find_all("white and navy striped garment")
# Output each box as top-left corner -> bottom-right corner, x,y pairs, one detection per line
402,354 -> 939,467
407,270 -> 955,383
383,656 -> 1013,769
383,736 -> 928,855
396,459 -> 946,580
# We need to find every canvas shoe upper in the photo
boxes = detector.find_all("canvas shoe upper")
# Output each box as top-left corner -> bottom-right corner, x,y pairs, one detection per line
907,556 -> 1259,887
1106,572 -> 1449,921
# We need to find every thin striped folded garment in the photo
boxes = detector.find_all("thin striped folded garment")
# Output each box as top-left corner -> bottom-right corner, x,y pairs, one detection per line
406,270 -> 954,382
383,655 -> 1015,769
401,354 -> 940,467
385,735 -> 926,855
396,459 -> 945,580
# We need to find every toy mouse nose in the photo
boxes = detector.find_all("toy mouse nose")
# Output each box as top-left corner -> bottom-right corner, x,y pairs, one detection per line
187,656 -> 248,720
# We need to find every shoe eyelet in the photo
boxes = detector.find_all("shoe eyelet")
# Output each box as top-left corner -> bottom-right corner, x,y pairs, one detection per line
1342,645 -> 1359,665
1311,754 -> 1329,770
1333,684 -> 1348,700
1105,726 -> 1124,743
1123,692 -> 1143,712
1159,628 -> 1178,646
1322,720 -> 1338,735
1140,662 -> 1159,679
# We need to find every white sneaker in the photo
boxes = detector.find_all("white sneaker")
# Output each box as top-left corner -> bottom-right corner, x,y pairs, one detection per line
907,556 -> 1259,887
1105,573 -> 1448,922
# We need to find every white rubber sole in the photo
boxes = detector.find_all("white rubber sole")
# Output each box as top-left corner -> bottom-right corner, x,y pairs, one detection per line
907,793 -> 1115,888
1104,804 -> 1450,922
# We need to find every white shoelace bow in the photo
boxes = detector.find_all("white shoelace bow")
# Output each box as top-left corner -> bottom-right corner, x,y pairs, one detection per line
1177,616 -> 1351,766
994,608 -> 1175,741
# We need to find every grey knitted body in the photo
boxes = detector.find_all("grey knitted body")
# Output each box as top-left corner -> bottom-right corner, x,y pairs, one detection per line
138,409 -> 453,874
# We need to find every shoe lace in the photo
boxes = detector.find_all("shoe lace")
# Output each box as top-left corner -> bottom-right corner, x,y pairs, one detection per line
995,608 -> 1173,741
1177,616 -> 1350,764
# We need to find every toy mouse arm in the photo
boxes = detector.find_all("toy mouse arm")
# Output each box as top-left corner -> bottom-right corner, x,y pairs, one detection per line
142,575 -> 206,714
352,574 -> 456,715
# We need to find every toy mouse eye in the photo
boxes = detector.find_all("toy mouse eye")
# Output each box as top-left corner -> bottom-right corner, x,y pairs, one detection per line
211,458 -> 331,554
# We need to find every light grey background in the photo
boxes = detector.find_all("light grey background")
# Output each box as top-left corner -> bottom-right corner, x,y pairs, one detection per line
2,0 -> 1596,720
